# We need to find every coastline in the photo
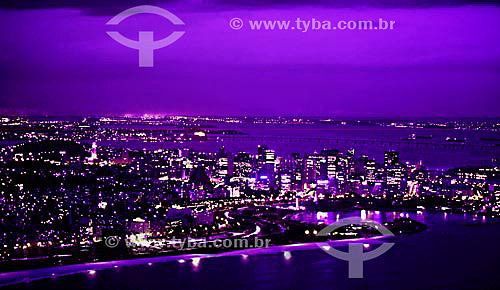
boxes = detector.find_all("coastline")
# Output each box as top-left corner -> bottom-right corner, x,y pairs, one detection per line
0,236 -> 396,287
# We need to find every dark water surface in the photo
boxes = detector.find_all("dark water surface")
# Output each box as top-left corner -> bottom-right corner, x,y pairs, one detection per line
3,212 -> 500,289
100,124 -> 500,168
2,123 -> 500,168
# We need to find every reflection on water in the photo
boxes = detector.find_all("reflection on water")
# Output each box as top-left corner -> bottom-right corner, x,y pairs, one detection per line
291,209 -> 490,226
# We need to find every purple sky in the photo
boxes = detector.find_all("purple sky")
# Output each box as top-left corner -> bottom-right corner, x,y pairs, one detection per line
1,1 -> 499,117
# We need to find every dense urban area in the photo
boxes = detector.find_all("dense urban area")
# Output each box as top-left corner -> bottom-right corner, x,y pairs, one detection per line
1,116 -> 499,271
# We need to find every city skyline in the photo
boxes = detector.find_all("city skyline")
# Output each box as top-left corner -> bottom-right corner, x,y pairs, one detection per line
1,1 -> 500,289
1,115 -> 499,287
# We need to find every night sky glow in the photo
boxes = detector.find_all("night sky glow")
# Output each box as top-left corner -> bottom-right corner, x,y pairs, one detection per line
1,3 -> 500,288
1,1 -> 499,116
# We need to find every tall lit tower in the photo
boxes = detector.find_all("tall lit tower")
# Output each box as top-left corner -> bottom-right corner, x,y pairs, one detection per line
87,142 -> 98,162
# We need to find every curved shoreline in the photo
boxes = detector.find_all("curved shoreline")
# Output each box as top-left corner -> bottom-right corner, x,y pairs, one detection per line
0,236 -> 394,287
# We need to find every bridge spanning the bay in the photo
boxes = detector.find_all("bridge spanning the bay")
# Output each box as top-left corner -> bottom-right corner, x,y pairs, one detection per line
208,135 -> 500,152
